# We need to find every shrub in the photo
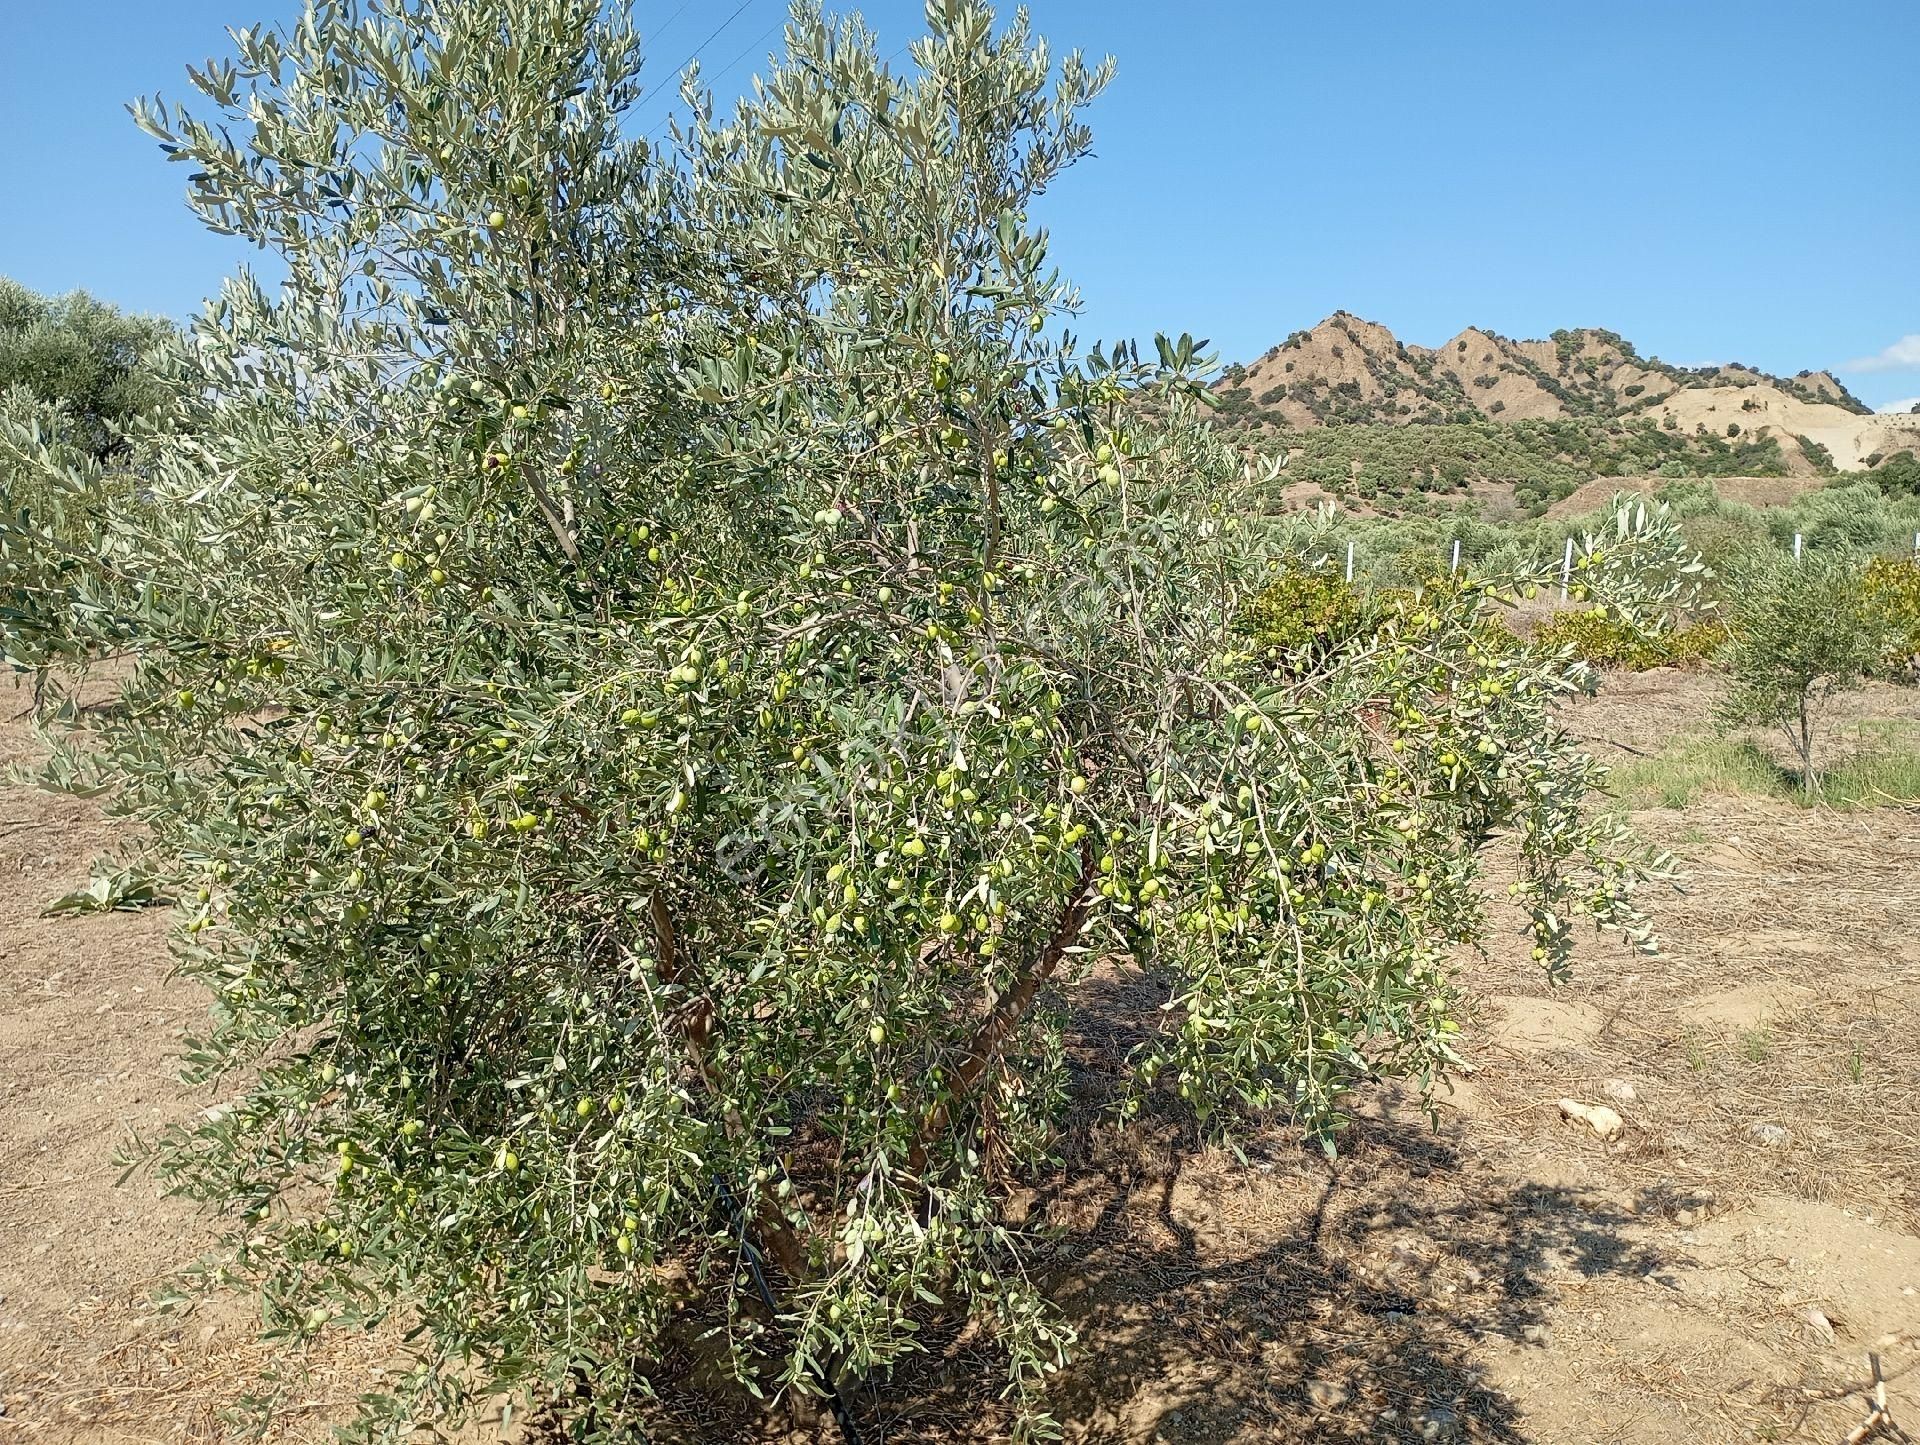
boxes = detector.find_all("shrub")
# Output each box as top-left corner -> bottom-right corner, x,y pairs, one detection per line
1866,449 -> 1920,497
1531,610 -> 1726,670
1796,433 -> 1837,474
1664,619 -> 1732,666
1237,566 -> 1380,670
1773,480 -> 1920,552
1865,554 -> 1920,672
17,4 -> 1674,1437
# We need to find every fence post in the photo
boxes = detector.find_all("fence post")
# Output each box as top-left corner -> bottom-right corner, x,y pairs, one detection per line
1345,540 -> 1355,583
1794,532 -> 1803,561
1450,539 -> 1460,575
1560,536 -> 1574,600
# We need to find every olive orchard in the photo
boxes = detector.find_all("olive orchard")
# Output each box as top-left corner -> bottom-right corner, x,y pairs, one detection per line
7,0 -> 1685,1435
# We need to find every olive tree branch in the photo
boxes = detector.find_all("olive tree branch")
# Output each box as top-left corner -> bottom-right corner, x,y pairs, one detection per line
906,837 -> 1099,1180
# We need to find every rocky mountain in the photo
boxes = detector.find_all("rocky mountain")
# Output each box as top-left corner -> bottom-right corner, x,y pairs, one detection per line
1216,312 -> 1871,431
1212,313 -> 1920,477
1207,313 -> 1920,514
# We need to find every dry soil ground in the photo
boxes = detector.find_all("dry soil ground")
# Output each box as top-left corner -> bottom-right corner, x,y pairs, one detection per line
2,671 -> 1916,1444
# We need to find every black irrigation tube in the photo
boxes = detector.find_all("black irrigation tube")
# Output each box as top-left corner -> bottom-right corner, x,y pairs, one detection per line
714,1174 -> 868,1445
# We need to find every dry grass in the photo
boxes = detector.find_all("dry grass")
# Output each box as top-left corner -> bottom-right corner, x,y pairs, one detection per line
1608,717 -> 1920,811
1475,795 -> 1920,1227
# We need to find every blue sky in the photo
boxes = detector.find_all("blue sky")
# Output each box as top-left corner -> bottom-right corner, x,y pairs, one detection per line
4,1 -> 1917,410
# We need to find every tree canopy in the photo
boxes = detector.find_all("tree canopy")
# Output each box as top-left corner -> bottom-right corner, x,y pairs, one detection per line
0,277 -> 173,460
5,2 -> 1687,1435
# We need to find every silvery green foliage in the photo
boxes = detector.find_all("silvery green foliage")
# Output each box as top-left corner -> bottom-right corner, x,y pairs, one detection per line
0,386 -> 151,671
23,2 -> 1675,1436
1716,549 -> 1889,789
0,278 -> 174,460
1568,493 -> 1713,632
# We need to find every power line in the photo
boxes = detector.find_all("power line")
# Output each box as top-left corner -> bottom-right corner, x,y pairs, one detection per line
699,12 -> 791,96
661,0 -> 757,82
644,0 -> 701,47
640,0 -> 763,142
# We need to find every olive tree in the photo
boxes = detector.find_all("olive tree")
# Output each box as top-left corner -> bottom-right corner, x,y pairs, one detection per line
0,278 -> 174,461
28,1 -> 1671,1436
1,393 -> 100,673
0,283 -> 176,677
1717,549 -> 1889,792
1,376 -> 179,678
1564,493 -> 1712,621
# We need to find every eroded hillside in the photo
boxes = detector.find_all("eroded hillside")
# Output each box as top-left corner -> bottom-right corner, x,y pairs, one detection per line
1211,314 -> 1920,513
1217,312 -> 1874,430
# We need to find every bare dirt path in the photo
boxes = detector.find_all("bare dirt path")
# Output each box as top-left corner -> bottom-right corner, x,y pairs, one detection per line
1,671 -> 1915,1443
0,684 -> 386,1444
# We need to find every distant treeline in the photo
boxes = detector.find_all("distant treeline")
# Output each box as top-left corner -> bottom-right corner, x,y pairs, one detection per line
1280,475 -> 1920,592
1244,418 -> 1793,517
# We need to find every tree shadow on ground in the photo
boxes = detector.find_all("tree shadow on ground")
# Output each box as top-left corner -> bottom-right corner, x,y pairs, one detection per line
1011,1134 -> 1662,1443
658,966 -> 1678,1443
850,966 -> 1673,1443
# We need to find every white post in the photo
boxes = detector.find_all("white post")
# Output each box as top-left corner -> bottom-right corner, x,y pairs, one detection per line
1912,530 -> 1917,554
1450,539 -> 1461,575
1560,537 -> 1574,600
1345,540 -> 1355,583
1794,532 -> 1803,561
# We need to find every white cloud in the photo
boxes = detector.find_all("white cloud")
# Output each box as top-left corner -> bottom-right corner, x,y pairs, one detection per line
1847,334 -> 1920,372
1878,396 -> 1920,415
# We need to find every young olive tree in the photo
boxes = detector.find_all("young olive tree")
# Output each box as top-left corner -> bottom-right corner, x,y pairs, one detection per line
1717,549 -> 1889,792
35,1 -> 1670,1435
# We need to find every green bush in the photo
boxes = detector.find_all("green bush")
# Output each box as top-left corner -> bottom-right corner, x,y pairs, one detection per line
1866,449 -> 1920,497
1531,610 -> 1726,670
1237,566 -> 1380,669
1767,481 -> 1920,553
1866,554 -> 1920,671
1627,479 -> 1920,580
13,4 -> 1679,1437
1664,619 -> 1732,666
1796,433 -> 1837,475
